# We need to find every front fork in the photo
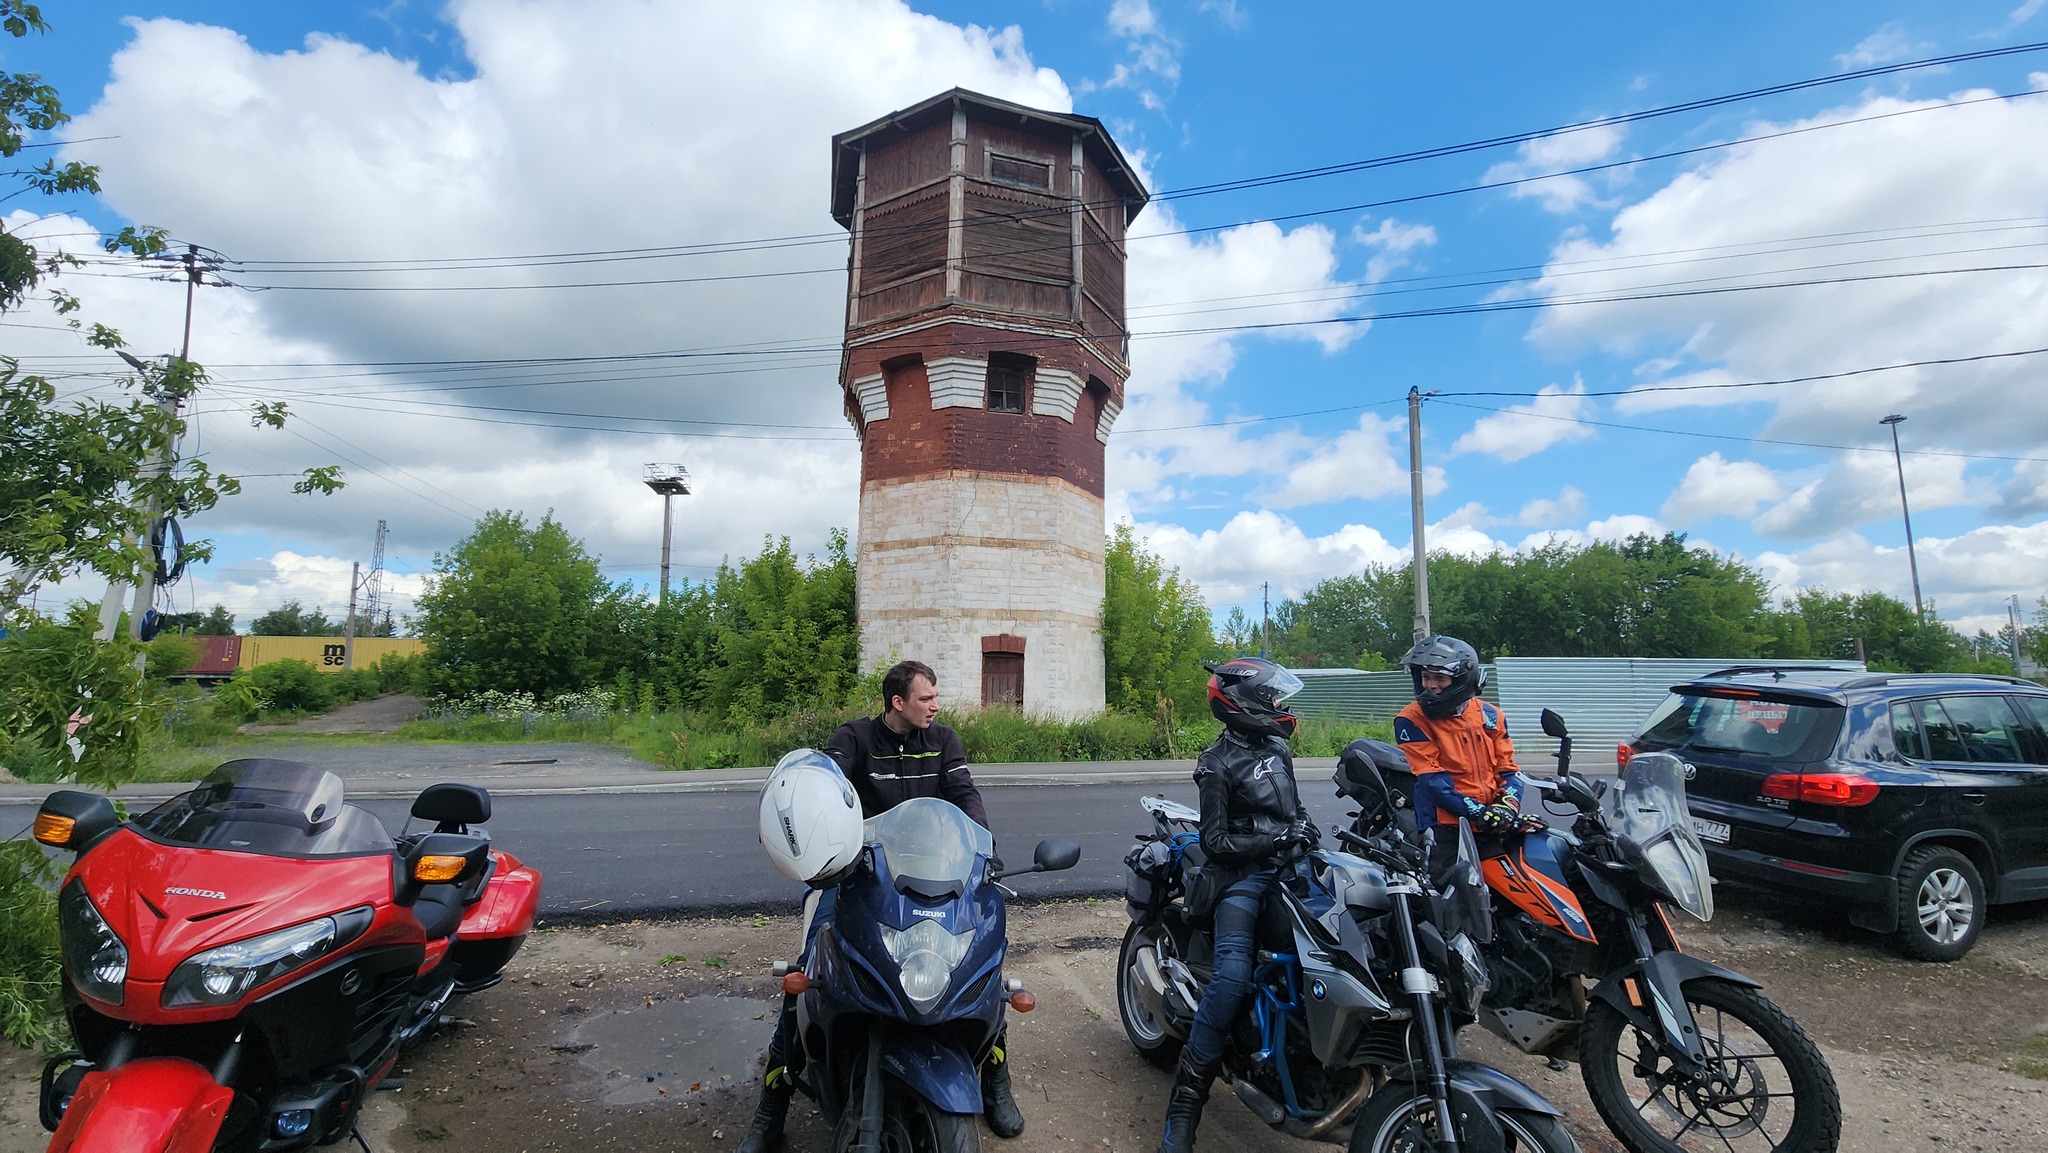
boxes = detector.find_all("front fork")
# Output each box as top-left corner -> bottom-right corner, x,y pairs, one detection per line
1389,889 -> 1464,1151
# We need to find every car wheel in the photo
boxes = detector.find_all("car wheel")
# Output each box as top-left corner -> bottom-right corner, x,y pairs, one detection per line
1892,846 -> 1985,962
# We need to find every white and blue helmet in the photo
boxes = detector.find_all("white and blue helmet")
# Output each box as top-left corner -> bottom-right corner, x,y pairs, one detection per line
758,748 -> 864,885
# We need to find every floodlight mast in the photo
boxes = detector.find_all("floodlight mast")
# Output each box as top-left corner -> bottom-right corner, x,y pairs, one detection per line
643,464 -> 692,604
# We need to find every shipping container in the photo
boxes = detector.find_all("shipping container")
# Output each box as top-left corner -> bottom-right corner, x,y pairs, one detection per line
175,635 -> 426,677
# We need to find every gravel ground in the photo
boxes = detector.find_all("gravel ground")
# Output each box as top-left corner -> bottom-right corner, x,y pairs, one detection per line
9,888 -> 2045,1153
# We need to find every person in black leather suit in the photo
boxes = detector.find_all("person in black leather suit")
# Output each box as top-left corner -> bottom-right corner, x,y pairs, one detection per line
1156,657 -> 1313,1153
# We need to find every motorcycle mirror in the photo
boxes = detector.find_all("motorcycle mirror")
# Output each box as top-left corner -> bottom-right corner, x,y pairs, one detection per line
1539,709 -> 1570,740
34,791 -> 119,854
1033,839 -> 1082,872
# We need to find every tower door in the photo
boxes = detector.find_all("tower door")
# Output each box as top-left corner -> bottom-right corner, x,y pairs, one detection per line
981,652 -> 1024,709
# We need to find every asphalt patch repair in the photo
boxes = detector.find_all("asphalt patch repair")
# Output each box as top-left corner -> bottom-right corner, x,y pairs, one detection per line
5,892 -> 2048,1152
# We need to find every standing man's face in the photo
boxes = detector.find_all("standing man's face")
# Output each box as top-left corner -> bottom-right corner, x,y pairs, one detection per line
889,675 -> 942,730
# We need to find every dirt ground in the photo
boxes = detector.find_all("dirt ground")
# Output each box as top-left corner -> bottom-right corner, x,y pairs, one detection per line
6,889 -> 2048,1153
241,693 -> 427,735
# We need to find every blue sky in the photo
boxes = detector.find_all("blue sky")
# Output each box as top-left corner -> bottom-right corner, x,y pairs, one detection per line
9,1 -> 2048,638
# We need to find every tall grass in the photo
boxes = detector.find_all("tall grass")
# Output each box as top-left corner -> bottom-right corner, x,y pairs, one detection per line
395,696 -> 1394,770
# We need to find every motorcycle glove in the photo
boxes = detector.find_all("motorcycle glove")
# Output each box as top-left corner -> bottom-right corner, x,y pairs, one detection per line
1476,803 -> 1518,832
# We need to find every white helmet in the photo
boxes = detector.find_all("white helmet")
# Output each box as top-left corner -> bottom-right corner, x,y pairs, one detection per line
758,748 -> 864,885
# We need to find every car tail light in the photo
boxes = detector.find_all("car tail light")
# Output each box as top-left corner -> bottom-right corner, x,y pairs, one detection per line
1760,773 -> 1879,806
1616,743 -> 1635,769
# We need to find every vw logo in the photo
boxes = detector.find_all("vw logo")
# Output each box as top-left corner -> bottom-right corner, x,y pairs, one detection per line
1682,762 -> 1698,781
1310,980 -> 1327,1000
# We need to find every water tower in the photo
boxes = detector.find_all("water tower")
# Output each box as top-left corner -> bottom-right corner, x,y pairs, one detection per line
830,90 -> 1149,716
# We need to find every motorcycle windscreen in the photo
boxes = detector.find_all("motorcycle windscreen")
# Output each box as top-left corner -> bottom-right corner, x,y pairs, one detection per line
1614,752 -> 1715,922
866,798 -> 993,899
134,759 -> 391,856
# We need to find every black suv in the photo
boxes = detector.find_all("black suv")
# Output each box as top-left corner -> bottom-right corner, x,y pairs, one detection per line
1623,668 -> 2048,961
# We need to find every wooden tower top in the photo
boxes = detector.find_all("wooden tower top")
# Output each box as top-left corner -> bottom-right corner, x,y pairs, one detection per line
829,89 -> 1150,371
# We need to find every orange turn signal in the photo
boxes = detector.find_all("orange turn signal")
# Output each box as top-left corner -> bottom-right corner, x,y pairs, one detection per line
781,972 -> 811,995
1008,990 -> 1036,1013
32,812 -> 76,848
413,854 -> 468,883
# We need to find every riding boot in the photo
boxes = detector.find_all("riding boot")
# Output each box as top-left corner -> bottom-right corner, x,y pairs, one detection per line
737,1002 -> 797,1153
1157,1051 -> 1219,1153
982,1042 -> 1025,1138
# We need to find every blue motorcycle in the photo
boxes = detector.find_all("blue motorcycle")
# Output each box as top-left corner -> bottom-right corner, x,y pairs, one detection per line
784,797 -> 1079,1153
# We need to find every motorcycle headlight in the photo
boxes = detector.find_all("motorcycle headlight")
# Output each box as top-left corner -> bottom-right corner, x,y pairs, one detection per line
1449,931 -> 1489,1017
59,881 -> 127,1006
1634,832 -> 1715,923
881,918 -> 974,1011
164,916 -> 342,1009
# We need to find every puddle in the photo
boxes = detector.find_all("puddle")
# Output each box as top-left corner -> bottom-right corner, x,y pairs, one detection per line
565,995 -> 778,1106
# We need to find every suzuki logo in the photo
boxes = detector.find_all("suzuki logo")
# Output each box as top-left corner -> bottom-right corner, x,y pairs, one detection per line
339,969 -> 363,996
164,887 -> 227,901
911,908 -> 947,920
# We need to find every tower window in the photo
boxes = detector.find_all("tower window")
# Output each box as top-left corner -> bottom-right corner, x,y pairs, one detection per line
989,152 -> 1053,190
985,353 -> 1033,413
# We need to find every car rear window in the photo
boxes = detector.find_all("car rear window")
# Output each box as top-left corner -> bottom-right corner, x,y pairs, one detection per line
1636,691 -> 1842,761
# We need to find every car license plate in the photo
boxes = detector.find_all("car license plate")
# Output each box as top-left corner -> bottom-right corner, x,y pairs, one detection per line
1693,818 -> 1731,844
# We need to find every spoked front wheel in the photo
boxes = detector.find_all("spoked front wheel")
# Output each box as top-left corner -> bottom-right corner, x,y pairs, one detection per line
1346,1087 -> 1578,1153
1581,977 -> 1841,1153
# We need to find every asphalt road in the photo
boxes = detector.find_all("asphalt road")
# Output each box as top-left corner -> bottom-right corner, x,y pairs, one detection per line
341,778 -> 1374,919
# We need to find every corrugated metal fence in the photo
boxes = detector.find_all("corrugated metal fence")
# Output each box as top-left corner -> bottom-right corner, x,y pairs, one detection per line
1288,657 -> 1862,770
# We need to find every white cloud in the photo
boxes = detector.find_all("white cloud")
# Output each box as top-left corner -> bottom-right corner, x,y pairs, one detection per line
1517,486 -> 1587,526
1109,0 -> 1158,37
1751,450 -> 1972,540
18,3 -> 1078,595
1996,458 -> 2048,518
1835,23 -> 1920,69
1754,522 -> 2048,621
1661,453 -> 1784,526
1480,121 -> 1626,212
1448,381 -> 1594,462
1095,0 -> 1179,106
1354,216 -> 1439,282
1132,512 -> 1405,604
1261,413 -> 1425,509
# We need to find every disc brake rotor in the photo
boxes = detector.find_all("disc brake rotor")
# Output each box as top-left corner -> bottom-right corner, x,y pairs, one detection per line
1631,1024 -> 1772,1139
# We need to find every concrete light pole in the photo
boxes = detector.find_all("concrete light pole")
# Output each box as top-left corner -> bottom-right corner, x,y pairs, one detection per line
1408,387 -> 1432,642
643,464 -> 692,604
1879,414 -> 1924,621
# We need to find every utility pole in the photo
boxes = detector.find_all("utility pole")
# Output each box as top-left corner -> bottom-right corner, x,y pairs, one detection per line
1408,387 -> 1432,642
344,561 -> 362,669
643,464 -> 692,604
2010,595 -> 2024,676
1260,581 -> 1270,658
1879,414 -> 1925,621
100,244 -> 213,660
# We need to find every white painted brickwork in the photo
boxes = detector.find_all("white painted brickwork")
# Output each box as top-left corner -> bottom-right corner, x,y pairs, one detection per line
1095,396 -> 1122,443
858,472 -> 1107,718
923,357 -> 985,409
1031,367 -> 1084,422
852,372 -> 889,422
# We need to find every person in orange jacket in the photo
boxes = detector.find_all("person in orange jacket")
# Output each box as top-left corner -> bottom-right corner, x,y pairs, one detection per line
1394,635 -> 1526,841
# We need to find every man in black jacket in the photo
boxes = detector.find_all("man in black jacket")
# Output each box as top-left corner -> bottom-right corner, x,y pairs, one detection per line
736,661 -> 1022,1152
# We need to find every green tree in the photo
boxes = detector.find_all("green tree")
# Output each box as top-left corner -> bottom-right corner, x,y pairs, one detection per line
1102,523 -> 1214,718
414,511 -> 621,699
701,533 -> 858,720
249,599 -> 343,636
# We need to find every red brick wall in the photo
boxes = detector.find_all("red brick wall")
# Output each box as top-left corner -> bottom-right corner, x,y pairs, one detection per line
846,322 -> 1119,496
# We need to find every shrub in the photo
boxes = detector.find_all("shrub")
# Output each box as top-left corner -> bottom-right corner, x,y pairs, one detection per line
240,659 -> 334,714
373,651 -> 424,694
143,632 -> 201,682
208,677 -> 268,724
331,668 -> 379,704
0,842 -> 60,1047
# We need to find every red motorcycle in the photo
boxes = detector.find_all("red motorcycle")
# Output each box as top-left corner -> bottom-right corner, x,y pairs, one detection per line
30,758 -> 541,1152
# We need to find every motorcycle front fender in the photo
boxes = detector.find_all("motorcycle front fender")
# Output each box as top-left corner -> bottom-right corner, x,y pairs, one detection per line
45,1057 -> 233,1153
1380,1059 -> 1564,1153
876,1031 -> 984,1116
1589,950 -> 1761,1070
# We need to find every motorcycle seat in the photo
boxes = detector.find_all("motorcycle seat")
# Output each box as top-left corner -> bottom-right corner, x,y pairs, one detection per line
412,884 -> 465,941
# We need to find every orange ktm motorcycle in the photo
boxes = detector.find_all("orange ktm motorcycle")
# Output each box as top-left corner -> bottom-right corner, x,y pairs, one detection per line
1338,711 -> 1840,1153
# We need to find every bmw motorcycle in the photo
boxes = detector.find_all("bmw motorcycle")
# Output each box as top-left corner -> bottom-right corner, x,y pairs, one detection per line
775,796 -> 1079,1153
1115,766 -> 1577,1153
1340,711 -> 1840,1153
32,758 -> 541,1152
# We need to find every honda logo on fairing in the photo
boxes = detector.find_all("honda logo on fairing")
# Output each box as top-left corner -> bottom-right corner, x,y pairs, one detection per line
165,887 -> 227,900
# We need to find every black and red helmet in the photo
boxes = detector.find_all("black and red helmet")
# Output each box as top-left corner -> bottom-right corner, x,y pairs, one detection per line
1205,657 -> 1304,741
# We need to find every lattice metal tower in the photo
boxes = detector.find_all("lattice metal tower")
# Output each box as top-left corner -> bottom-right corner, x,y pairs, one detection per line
362,520 -> 388,629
